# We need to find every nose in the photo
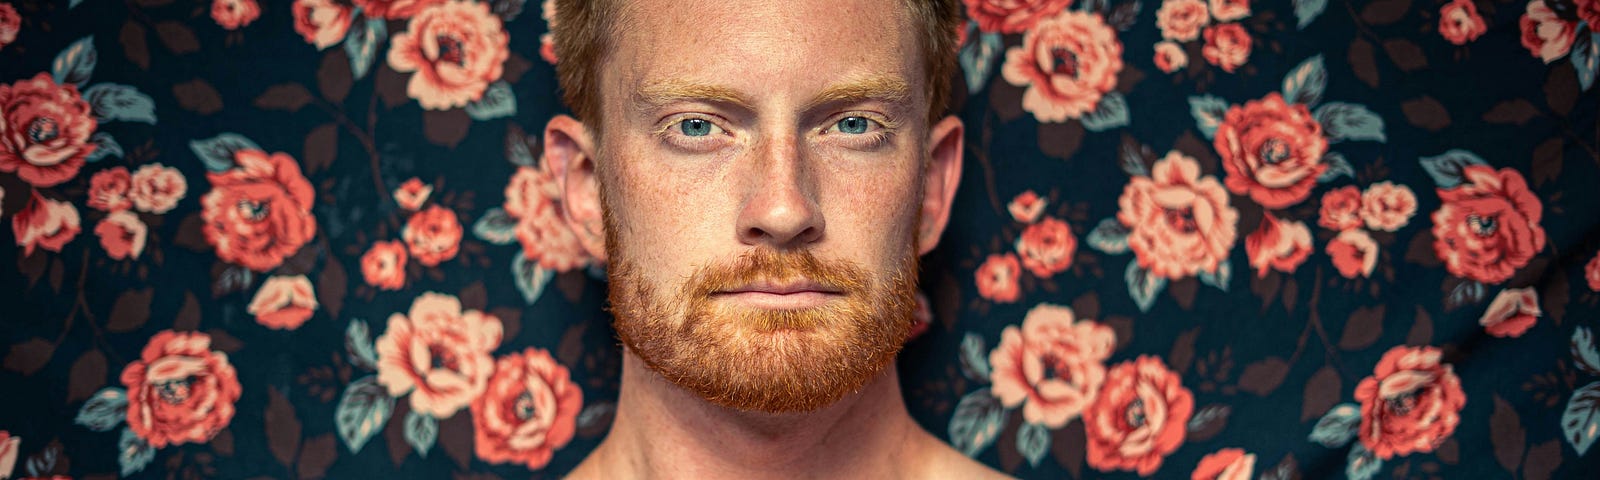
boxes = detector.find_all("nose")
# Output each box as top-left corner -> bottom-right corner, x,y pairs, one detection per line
736,134 -> 824,248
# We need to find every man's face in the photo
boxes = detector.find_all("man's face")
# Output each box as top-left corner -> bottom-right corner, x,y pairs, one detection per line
589,0 -> 941,413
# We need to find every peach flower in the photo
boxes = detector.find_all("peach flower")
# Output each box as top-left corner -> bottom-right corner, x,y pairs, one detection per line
404,205 -> 463,267
1479,286 -> 1540,338
120,330 -> 243,448
1015,216 -> 1076,277
989,304 -> 1115,428
1001,10 -> 1123,122
361,240 -> 408,290
1117,151 -> 1239,280
1191,448 -> 1255,480
293,0 -> 354,50
376,292 -> 503,418
1084,356 -> 1193,476
1156,0 -> 1209,42
1359,181 -> 1417,232
393,177 -> 433,211
1201,23 -> 1251,73
1439,0 -> 1488,46
13,191 -> 80,256
0,431 -> 17,479
1431,166 -> 1545,284
1354,346 -> 1466,460
96,210 -> 148,260
353,0 -> 445,19
1587,252 -> 1600,292
1154,41 -> 1188,73
1209,0 -> 1251,22
210,0 -> 261,30
1327,229 -> 1378,279
0,73 -> 98,187
976,253 -> 1023,303
1008,190 -> 1046,223
201,150 -> 318,272
470,348 -> 582,469
1215,93 -> 1327,209
504,164 -> 590,272
539,0 -> 558,64
88,167 -> 134,212
1318,186 -> 1362,231
248,275 -> 318,330
387,0 -> 510,110
129,163 -> 187,214
964,0 -> 1077,34
1519,0 -> 1578,63
1244,213 -> 1311,277
0,3 -> 17,51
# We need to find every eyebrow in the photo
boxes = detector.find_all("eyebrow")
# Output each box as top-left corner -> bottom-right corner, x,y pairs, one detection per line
801,76 -> 912,113
630,76 -> 914,115
632,81 -> 755,111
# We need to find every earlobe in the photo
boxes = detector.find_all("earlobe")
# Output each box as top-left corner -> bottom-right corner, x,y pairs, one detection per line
544,115 -> 609,262
918,116 -> 964,255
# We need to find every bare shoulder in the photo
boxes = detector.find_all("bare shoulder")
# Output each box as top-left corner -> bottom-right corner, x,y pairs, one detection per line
911,430 -> 1014,480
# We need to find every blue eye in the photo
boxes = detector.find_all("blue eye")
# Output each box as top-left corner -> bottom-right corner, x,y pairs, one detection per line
837,116 -> 871,134
680,118 -> 713,137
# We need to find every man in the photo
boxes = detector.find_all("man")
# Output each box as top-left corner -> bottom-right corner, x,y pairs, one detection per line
542,0 -> 1004,477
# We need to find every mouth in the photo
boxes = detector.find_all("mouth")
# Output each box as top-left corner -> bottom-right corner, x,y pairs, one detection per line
710,280 -> 845,310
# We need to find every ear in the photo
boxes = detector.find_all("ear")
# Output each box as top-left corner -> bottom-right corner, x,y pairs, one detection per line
544,114 -> 608,262
917,115 -> 963,255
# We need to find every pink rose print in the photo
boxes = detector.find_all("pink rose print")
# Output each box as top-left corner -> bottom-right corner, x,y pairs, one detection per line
976,253 -> 1023,303
1208,0 -> 1251,22
1154,41 -> 1188,73
1439,0 -> 1488,46
504,164 -> 591,272
1191,448 -> 1255,480
1354,345 -> 1466,460
0,430 -> 18,479
210,0 -> 261,30
387,0 -> 510,110
353,0 -> 445,19
1520,0 -> 1579,63
1008,190 -> 1046,223
988,303 -> 1115,428
95,210 -> 148,260
248,275 -> 318,330
393,177 -> 433,211
1084,356 -> 1193,476
1117,151 -> 1239,280
87,167 -> 134,212
376,292 -> 503,418
120,330 -> 243,448
1359,181 -> 1417,232
361,240 -> 409,290
403,205 -> 463,267
1000,10 -> 1123,122
201,149 -> 318,272
1587,251 -> 1600,292
1156,0 -> 1209,42
0,73 -> 98,188
1431,166 -> 1546,284
1318,185 -> 1362,231
1244,213 -> 1311,277
0,3 -> 18,51
1016,216 -> 1076,277
1201,23 -> 1251,73
1327,229 -> 1378,279
1215,93 -> 1328,209
13,191 -> 80,256
129,163 -> 187,214
1480,286 -> 1540,338
293,0 -> 354,50
470,348 -> 582,469
963,0 -> 1076,34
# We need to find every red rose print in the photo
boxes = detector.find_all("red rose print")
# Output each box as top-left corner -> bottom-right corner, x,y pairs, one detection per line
13,191 -> 80,256
539,0 -> 558,64
1588,251 -> 1600,292
1015,216 -> 1077,277
909,291 -> 933,341
120,330 -> 243,448
393,177 -> 433,211
293,0 -> 354,50
129,163 -> 187,214
1439,0 -> 1488,46
1582,0 -> 1600,29
386,0 -> 510,110
964,0 -> 1076,34
1191,448 -> 1255,480
247,275 -> 318,330
1327,229 -> 1378,279
1317,185 -> 1362,231
210,0 -> 261,30
354,0 -> 444,19
404,205 -> 463,267
1209,0 -> 1251,22
0,73 -> 98,187
0,430 -> 17,479
1000,10 -> 1123,122
1084,356 -> 1193,476
1353,346 -> 1466,460
1245,213 -> 1311,277
361,240 -> 409,290
201,149 -> 318,272
1431,166 -> 1546,284
1520,0 -> 1578,63
88,167 -> 134,212
1479,286 -> 1540,338
504,164 -> 591,272
989,304 -> 1114,428
1117,151 -> 1239,280
0,3 -> 18,51
1359,181 -> 1417,232
1154,41 -> 1188,73
1008,190 -> 1046,223
976,253 -> 1023,303
1156,0 -> 1209,42
96,210 -> 148,260
1215,93 -> 1327,209
376,292 -> 503,418
470,348 -> 582,469
1201,23 -> 1251,73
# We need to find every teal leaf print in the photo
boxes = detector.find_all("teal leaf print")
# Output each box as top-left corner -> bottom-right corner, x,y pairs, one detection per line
1313,102 -> 1386,143
1562,381 -> 1600,456
345,318 -> 378,370
505,126 -> 538,167
1316,151 -> 1353,183
1282,55 -> 1327,107
1419,149 -> 1489,189
959,26 -> 1002,95
52,36 -> 97,88
472,207 -> 518,245
490,0 -> 530,21
576,402 -> 616,430
118,427 -> 156,476
1126,260 -> 1166,313
466,81 -> 517,120
1199,261 -> 1232,292
85,133 -> 123,163
1572,327 -> 1600,375
949,387 -> 1007,457
404,410 -> 438,457
1119,135 -> 1152,177
83,84 -> 157,124
189,133 -> 263,173
74,387 -> 128,432
1346,443 -> 1383,480
335,375 -> 395,453
960,331 -> 991,382
1081,92 -> 1131,132
1188,95 -> 1230,140
1017,422 -> 1051,467
1087,217 -> 1131,255
513,255 -> 555,305
1294,0 -> 1328,29
1308,403 -> 1360,448
1572,31 -> 1598,92
344,17 -> 387,81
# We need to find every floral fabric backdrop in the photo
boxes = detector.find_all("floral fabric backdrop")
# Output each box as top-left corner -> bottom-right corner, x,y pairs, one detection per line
1,0 -> 1598,478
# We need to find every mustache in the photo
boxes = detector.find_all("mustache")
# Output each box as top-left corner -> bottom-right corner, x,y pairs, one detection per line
685,248 -> 870,300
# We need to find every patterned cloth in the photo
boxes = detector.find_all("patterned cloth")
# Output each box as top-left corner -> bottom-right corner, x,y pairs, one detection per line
1,0 -> 1598,478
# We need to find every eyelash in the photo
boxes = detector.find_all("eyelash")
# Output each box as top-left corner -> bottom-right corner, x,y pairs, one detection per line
653,113 -> 897,152
655,114 -> 732,152
820,114 -> 895,152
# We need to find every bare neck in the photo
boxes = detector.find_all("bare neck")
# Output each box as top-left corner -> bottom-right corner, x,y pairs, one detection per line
570,351 -> 931,480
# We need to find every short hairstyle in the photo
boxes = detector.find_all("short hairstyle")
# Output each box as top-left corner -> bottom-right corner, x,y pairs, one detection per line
551,0 -> 964,128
